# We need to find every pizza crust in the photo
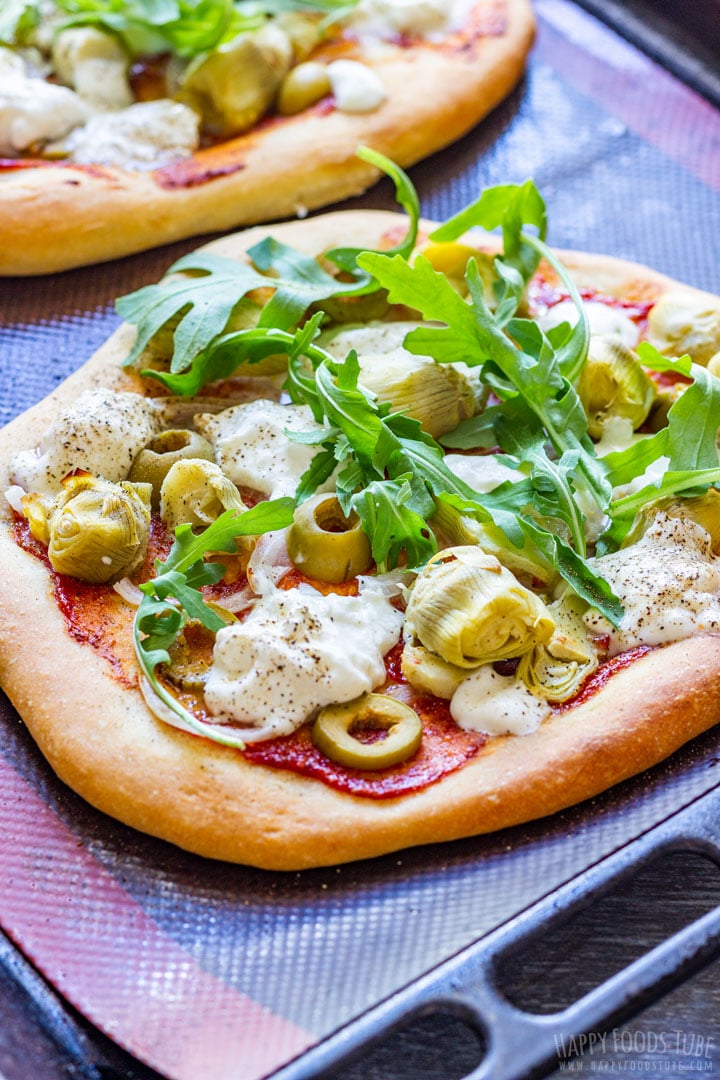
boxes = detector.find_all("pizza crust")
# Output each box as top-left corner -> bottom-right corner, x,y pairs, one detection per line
0,0 -> 535,276
2,209 -> 719,870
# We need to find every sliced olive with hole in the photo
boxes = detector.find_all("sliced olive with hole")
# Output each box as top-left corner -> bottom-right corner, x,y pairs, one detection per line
128,429 -> 214,508
287,493 -> 371,582
312,694 -> 422,770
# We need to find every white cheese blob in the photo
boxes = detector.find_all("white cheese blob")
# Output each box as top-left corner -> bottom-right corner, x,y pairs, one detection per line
326,60 -> 387,113
450,665 -> 551,736
444,453 -> 523,493
53,99 -> 199,170
9,388 -> 159,494
347,0 -> 474,40
204,586 -> 404,738
196,400 -> 335,499
585,514 -> 720,655
537,300 -> 640,350
0,48 -> 88,153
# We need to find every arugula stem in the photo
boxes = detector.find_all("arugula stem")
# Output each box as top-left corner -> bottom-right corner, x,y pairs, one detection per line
521,232 -> 590,383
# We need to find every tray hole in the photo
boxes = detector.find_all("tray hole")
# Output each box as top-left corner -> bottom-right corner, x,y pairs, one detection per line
330,1009 -> 487,1080
495,850 -> 720,1014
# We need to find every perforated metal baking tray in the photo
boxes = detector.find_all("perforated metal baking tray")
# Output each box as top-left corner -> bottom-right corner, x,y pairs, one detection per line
1,2 -> 719,1076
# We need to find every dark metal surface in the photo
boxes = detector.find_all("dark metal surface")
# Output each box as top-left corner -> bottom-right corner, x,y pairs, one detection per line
271,789 -> 720,1080
1,2 -> 720,1077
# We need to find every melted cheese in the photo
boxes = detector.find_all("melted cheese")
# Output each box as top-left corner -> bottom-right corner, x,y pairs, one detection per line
537,300 -> 640,349
585,514 -> 720,655
0,48 -> 88,153
204,585 -> 404,737
444,454 -> 523,493
9,388 -> 159,494
450,665 -> 551,736
326,59 -> 387,113
346,0 -> 474,40
53,99 -> 199,170
196,400 -> 335,499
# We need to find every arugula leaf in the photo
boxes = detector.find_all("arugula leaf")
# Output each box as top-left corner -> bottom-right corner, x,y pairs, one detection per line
359,245 -> 606,514
52,0 -> 358,57
118,247 -> 366,376
348,478 -> 437,573
599,346 -> 720,538
637,344 -> 720,471
0,0 -> 40,42
133,497 -> 294,743
118,148 -> 414,388
600,467 -> 720,552
276,327 -> 624,623
248,236 -> 371,328
325,147 -> 421,272
429,179 -> 547,282
358,252 -> 493,365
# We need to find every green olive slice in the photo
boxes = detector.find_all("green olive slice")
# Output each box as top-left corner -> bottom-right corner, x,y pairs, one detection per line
287,493 -> 371,582
128,429 -> 214,508
276,61 -> 331,116
312,694 -> 422,770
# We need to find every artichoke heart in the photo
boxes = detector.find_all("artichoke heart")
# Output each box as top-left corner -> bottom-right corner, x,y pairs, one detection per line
429,500 -> 557,591
43,475 -> 151,584
517,593 -> 598,703
400,640 -> 467,700
175,24 -> 292,137
404,546 -> 555,669
577,338 -> 655,440
622,490 -> 720,554
358,349 -> 479,438
160,458 -> 248,532
647,291 -> 720,367
322,322 -> 481,438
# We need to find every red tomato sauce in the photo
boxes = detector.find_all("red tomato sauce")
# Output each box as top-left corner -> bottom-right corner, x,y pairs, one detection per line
527,276 -> 655,335
556,646 -> 653,710
243,693 -> 486,799
12,515 -> 655,798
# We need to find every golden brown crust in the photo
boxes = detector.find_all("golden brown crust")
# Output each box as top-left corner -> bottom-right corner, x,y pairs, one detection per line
2,209 -> 720,870
0,0 -> 535,276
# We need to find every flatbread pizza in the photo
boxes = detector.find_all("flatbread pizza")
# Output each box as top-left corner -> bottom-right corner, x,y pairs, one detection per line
0,0 -> 535,275
2,168 -> 720,870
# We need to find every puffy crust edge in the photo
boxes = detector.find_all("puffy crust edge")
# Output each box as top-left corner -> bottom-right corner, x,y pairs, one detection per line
0,0 -> 535,275
1,209 -> 719,870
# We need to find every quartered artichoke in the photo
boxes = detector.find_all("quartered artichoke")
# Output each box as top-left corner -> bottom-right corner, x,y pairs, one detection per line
622,490 -> 720,554
517,593 -> 598,703
358,349 -> 479,439
645,379 -> 687,433
576,338 -> 655,440
400,640 -> 467,699
322,322 -> 481,439
404,546 -> 555,668
159,458 -> 247,531
52,26 -> 132,110
647,291 -> 720,367
175,24 -> 292,136
430,500 -> 558,591
22,475 -> 152,584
